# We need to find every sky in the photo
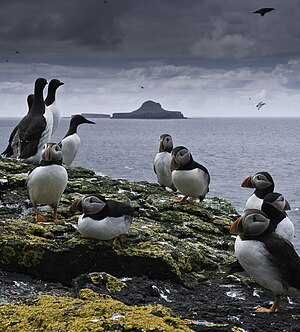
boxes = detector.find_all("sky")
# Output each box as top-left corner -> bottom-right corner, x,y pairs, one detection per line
1,0 -> 300,118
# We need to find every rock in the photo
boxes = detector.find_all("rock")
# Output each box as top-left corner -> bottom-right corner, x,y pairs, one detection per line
112,100 -> 186,119
0,288 -> 193,332
0,158 -> 237,286
0,158 -> 299,331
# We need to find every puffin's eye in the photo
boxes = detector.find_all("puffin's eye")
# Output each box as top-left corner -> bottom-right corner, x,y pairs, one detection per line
253,216 -> 257,222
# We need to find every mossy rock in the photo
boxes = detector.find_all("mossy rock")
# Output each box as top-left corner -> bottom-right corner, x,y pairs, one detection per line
0,158 -> 239,286
0,288 -> 193,331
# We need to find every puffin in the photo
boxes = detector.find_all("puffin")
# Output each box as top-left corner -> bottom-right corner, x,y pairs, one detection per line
44,79 -> 64,136
69,194 -> 134,243
153,134 -> 176,191
241,171 -> 274,210
230,209 -> 300,312
1,94 -> 34,158
18,77 -> 52,165
261,192 -> 294,243
58,114 -> 95,166
229,192 -> 294,275
26,143 -> 68,222
171,146 -> 210,204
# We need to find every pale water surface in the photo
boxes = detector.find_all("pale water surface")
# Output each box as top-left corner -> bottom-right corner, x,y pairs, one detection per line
1,117 -> 299,253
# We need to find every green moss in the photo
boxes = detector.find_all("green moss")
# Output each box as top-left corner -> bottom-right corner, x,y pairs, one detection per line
88,272 -> 127,292
18,247 -> 45,267
0,289 -> 193,332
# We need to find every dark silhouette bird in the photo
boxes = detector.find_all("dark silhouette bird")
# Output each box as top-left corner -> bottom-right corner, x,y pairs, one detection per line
255,101 -> 265,110
253,8 -> 274,16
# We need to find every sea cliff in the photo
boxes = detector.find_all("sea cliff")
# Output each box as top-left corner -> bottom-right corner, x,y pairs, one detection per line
0,158 -> 298,331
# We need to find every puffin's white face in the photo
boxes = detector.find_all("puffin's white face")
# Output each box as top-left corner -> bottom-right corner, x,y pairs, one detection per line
251,173 -> 273,189
172,148 -> 191,167
238,210 -> 270,236
267,194 -> 291,212
42,143 -> 63,162
81,196 -> 106,214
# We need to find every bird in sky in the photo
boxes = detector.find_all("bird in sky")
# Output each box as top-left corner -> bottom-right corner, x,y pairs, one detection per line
253,8 -> 275,17
255,101 -> 266,110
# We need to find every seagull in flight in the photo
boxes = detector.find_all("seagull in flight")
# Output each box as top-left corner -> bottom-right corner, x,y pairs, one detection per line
256,102 -> 266,110
253,8 -> 275,17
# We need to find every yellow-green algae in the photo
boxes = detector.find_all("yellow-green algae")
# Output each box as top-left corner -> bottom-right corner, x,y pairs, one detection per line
88,272 -> 127,292
0,289 -> 193,332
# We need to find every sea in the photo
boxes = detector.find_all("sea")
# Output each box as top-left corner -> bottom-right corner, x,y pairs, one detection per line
1,117 -> 300,254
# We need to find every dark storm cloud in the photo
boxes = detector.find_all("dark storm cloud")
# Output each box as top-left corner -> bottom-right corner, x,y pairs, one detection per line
0,0 -> 299,62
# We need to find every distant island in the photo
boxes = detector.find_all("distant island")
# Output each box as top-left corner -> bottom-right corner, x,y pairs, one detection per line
80,113 -> 110,118
112,100 -> 186,119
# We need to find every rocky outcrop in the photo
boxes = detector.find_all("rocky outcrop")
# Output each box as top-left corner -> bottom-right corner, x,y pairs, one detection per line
112,101 -> 186,119
0,157 -> 236,286
1,158 -> 298,331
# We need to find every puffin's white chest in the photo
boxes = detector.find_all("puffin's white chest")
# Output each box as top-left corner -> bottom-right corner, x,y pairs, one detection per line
154,152 -> 172,188
245,194 -> 263,210
61,134 -> 80,166
234,237 -> 284,294
172,168 -> 209,198
276,217 -> 295,243
78,215 -> 132,240
27,165 -> 68,206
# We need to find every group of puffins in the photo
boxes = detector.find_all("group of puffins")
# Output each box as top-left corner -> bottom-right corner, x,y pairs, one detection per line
1,81 -> 299,313
153,133 -> 300,313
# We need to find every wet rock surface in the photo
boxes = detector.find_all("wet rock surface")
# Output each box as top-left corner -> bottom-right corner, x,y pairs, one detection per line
0,158 -> 299,331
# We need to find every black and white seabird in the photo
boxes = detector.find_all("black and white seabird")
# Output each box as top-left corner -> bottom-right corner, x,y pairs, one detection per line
1,94 -> 34,158
58,114 -> 95,166
45,79 -> 64,137
26,143 -> 68,222
241,171 -> 274,210
153,134 -> 176,191
18,77 -> 52,165
229,192 -> 294,275
171,146 -> 210,204
262,192 -> 294,243
253,8 -> 274,17
70,194 -> 134,243
230,209 -> 300,312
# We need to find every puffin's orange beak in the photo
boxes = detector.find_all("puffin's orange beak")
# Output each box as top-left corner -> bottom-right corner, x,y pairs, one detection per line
69,198 -> 82,213
284,199 -> 291,211
241,176 -> 253,188
230,216 -> 241,235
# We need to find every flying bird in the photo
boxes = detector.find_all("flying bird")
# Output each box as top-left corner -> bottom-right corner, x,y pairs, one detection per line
255,101 -> 265,110
253,8 -> 274,16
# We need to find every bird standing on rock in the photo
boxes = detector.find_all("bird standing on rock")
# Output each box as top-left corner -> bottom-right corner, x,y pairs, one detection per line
70,194 -> 134,244
230,209 -> 300,313
26,143 -> 68,222
44,79 -> 64,137
171,146 -> 210,204
58,114 -> 95,166
1,94 -> 34,158
18,78 -> 51,165
241,171 -> 274,210
153,134 -> 176,191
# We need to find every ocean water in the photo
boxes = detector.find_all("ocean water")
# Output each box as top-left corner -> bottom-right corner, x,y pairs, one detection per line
1,117 -> 300,253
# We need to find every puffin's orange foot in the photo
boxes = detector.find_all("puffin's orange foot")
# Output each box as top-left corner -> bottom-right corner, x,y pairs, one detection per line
35,213 -> 50,222
104,237 -> 119,246
175,196 -> 188,204
255,307 -> 278,313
